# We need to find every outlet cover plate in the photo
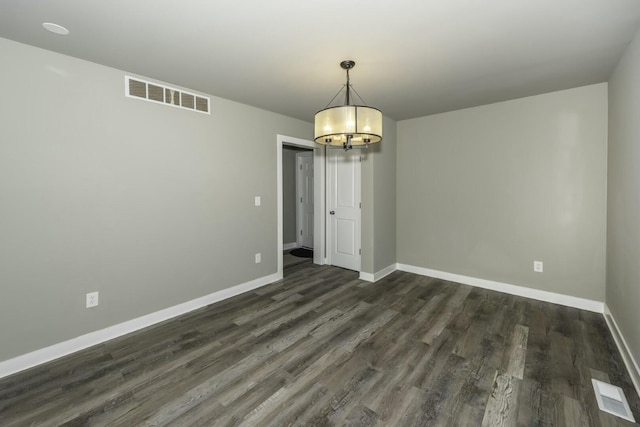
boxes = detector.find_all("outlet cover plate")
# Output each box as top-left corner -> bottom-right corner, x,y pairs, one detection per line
534,261 -> 543,272
86,291 -> 99,308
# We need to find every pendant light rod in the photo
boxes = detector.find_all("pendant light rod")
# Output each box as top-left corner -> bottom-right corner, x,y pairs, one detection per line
345,69 -> 350,105
340,60 -> 355,106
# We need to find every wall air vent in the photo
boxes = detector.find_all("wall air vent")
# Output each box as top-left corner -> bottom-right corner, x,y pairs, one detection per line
591,379 -> 635,422
125,76 -> 210,114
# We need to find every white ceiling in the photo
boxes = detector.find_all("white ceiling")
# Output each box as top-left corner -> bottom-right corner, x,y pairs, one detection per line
1,0 -> 640,121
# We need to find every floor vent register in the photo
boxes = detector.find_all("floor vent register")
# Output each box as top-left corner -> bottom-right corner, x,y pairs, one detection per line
591,379 -> 635,422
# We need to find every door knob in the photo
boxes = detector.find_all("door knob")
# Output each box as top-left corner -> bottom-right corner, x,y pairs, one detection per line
330,210 -> 335,215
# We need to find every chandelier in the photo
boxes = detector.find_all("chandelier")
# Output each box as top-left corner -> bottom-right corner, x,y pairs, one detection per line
314,60 -> 382,150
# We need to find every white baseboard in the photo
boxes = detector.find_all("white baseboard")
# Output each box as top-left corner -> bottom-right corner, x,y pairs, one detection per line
0,272 -> 281,380
396,263 -> 604,313
283,242 -> 298,251
360,263 -> 398,283
359,272 -> 375,282
604,305 -> 640,399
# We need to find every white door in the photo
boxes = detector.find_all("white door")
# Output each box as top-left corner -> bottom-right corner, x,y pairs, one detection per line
296,152 -> 314,249
328,150 -> 361,271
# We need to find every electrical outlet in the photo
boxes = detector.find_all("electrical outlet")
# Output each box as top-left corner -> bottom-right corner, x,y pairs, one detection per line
254,196 -> 261,206
255,253 -> 261,263
86,291 -> 99,308
533,261 -> 543,273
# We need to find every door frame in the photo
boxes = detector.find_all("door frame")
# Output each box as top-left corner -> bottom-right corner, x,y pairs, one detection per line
326,150 -> 361,270
277,135 -> 325,280
296,151 -> 314,249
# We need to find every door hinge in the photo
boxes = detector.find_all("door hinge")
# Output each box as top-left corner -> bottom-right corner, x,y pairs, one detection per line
359,202 -> 361,208
300,197 -> 303,203
300,230 -> 303,236
299,164 -> 302,170
359,248 -> 361,255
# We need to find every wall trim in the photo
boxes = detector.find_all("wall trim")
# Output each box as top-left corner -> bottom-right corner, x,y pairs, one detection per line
359,272 -> 374,282
396,263 -> 604,313
283,242 -> 298,251
0,272 -> 280,380
604,305 -> 640,399
360,263 -> 398,282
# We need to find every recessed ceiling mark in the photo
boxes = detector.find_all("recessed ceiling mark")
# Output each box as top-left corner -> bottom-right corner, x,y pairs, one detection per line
42,22 -> 70,36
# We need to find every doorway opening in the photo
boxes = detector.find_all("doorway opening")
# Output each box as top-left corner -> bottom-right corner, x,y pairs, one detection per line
283,146 -> 313,270
276,135 -> 324,280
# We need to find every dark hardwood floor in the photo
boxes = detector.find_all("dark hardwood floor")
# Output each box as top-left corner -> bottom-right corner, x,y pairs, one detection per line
1,262 -> 638,426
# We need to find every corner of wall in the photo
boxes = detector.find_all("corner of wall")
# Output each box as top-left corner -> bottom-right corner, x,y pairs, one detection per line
604,305 -> 640,399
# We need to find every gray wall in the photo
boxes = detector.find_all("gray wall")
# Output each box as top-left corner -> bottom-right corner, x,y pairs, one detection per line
0,38 -> 311,362
361,148 -> 375,275
397,84 -> 608,301
607,28 -> 640,367
373,117 -> 397,272
282,147 -> 297,245
361,116 -> 397,275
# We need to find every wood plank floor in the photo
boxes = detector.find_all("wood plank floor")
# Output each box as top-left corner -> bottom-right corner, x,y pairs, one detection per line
1,263 -> 638,426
